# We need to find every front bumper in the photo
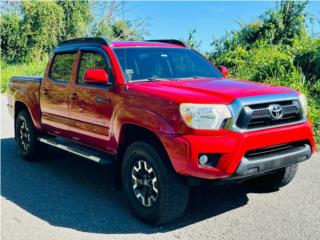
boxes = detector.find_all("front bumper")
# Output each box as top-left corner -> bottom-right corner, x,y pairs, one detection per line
161,120 -> 315,180
230,143 -> 311,179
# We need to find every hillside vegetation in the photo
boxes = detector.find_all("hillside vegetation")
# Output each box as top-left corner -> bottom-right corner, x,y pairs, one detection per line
208,1 -> 319,143
1,0 -> 319,142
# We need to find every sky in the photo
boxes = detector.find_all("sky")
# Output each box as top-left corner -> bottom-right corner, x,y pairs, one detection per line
119,0 -> 320,52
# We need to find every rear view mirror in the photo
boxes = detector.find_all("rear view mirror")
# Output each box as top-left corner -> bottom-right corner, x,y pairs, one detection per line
83,68 -> 109,84
218,66 -> 229,77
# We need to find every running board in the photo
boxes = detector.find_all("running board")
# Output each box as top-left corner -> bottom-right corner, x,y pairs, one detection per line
38,137 -> 113,165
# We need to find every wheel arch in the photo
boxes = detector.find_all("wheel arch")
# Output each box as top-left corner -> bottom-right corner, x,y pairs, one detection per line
14,99 -> 41,130
14,101 -> 32,125
117,123 -> 169,158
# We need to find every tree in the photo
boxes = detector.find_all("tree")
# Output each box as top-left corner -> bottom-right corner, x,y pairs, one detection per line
182,29 -> 201,50
260,0 -> 308,45
0,14 -> 28,62
93,19 -> 145,40
207,0 -> 320,143
1,0 -> 148,62
57,0 -> 92,39
210,0 -> 309,55
91,0 -> 148,40
21,0 -> 64,60
1,0 -> 94,62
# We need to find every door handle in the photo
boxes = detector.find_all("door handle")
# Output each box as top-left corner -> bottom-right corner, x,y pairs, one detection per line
42,88 -> 48,95
95,97 -> 111,104
70,93 -> 78,100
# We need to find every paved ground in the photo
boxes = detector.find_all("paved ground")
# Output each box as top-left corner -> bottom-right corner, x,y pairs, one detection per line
1,95 -> 320,240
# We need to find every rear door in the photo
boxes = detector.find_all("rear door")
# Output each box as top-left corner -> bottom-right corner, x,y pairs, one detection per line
40,52 -> 76,137
68,48 -> 115,152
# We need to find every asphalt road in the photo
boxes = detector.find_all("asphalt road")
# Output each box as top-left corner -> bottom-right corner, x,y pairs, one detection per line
1,95 -> 320,240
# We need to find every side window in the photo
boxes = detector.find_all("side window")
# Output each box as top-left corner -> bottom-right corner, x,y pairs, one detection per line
50,53 -> 75,82
78,52 -> 108,85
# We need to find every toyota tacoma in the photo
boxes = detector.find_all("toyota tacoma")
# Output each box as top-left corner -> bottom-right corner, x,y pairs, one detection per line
7,37 -> 315,225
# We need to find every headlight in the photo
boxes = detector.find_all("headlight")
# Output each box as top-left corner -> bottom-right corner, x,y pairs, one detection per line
298,93 -> 308,117
179,103 -> 232,130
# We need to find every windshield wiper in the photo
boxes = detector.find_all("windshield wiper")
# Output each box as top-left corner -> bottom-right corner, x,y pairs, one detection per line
172,76 -> 209,81
191,76 -> 210,79
147,77 -> 171,81
130,77 -> 170,83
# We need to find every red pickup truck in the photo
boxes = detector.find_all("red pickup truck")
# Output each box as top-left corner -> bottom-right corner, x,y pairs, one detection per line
7,37 -> 315,225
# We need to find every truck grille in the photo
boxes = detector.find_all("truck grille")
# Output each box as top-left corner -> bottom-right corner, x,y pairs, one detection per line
235,100 -> 303,130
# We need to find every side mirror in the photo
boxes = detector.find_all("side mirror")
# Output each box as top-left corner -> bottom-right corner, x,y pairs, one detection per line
217,66 -> 229,77
83,68 -> 109,84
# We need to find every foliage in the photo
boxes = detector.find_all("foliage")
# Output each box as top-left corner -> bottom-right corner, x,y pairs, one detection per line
0,14 -> 28,62
91,1 -> 148,40
93,19 -> 145,40
182,29 -> 202,50
1,0 -> 65,62
209,0 -> 319,143
211,0 -> 310,58
21,0 -> 65,61
57,0 -> 92,39
293,37 -> 320,87
259,0 -> 308,45
0,0 -> 143,62
0,0 -> 146,91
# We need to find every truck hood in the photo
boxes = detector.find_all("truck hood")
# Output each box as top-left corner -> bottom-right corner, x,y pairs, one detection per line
128,78 -> 298,104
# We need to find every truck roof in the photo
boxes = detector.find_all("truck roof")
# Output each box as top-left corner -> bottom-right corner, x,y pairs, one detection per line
111,40 -> 186,48
57,37 -> 187,49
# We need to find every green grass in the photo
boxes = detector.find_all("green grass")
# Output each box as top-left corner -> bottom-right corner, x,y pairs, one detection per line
1,59 -> 48,93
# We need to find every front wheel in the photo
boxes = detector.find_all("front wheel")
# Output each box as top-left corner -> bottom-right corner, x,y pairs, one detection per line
249,164 -> 298,189
122,141 -> 189,225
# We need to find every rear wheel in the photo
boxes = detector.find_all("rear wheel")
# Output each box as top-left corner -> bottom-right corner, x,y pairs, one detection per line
122,141 -> 189,225
249,164 -> 298,189
15,111 -> 46,161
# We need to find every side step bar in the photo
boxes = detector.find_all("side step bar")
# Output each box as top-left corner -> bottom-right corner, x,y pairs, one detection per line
38,137 -> 113,165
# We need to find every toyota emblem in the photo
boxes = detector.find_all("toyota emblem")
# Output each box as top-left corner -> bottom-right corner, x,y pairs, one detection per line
269,104 -> 283,120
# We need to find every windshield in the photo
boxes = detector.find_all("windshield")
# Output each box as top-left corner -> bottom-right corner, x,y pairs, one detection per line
113,47 -> 222,82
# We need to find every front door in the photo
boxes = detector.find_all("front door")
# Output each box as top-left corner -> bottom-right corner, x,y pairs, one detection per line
68,49 -> 115,152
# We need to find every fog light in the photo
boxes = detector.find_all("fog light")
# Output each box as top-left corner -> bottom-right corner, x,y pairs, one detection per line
198,153 -> 221,167
199,155 -> 209,165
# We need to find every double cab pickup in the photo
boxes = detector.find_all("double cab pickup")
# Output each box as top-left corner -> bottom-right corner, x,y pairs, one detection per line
7,37 -> 315,225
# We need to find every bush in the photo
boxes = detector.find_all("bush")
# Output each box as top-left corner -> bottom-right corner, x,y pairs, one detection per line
0,14 -> 28,63
210,42 -> 320,144
294,38 -> 320,109
209,1 -> 319,144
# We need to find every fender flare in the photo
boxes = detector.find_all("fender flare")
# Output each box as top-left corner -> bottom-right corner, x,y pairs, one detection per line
111,104 -> 175,144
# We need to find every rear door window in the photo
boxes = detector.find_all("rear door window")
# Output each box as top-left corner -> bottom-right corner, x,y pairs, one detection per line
50,53 -> 75,82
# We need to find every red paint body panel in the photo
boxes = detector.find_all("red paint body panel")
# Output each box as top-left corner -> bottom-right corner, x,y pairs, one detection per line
127,79 -> 298,104
7,40 -> 316,180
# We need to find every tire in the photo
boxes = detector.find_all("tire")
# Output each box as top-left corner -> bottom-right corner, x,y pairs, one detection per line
121,141 -> 189,225
15,111 -> 46,161
249,164 -> 298,189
